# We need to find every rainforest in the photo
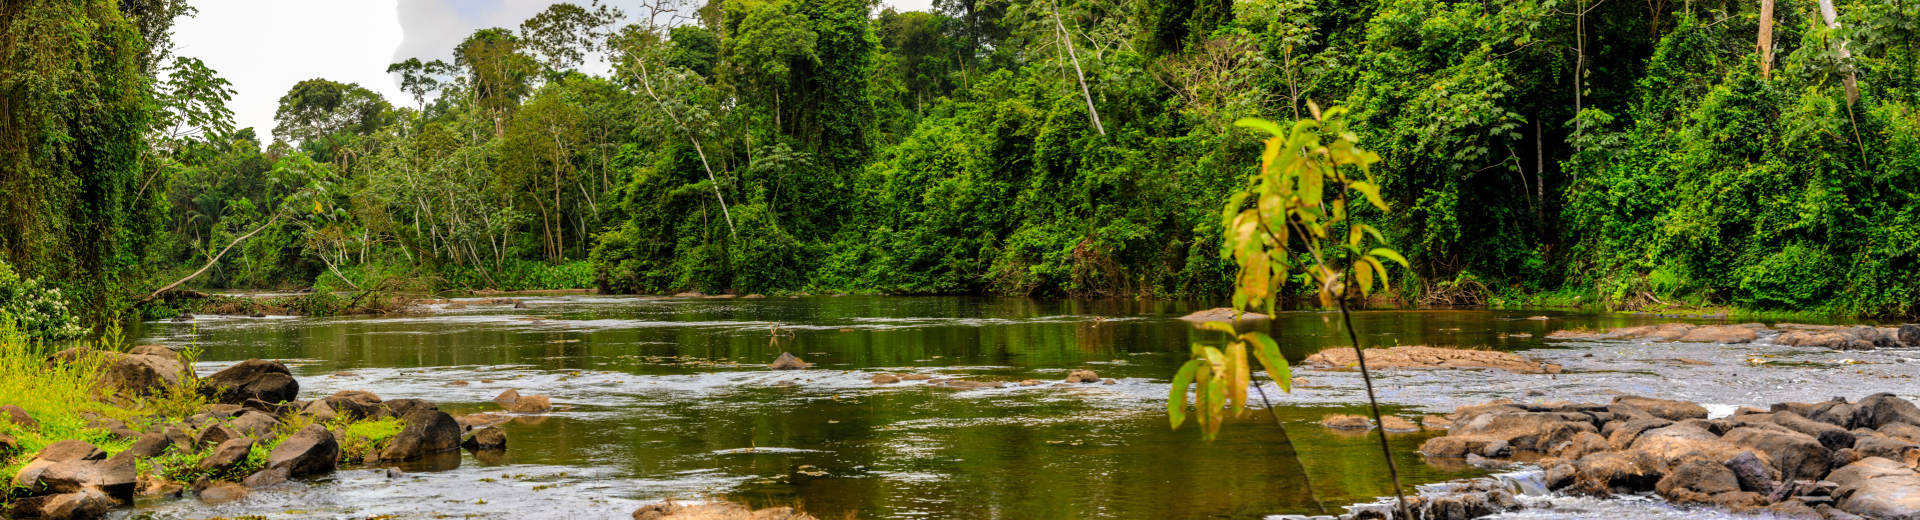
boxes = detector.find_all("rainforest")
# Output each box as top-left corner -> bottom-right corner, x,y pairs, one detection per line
4,0 -> 1919,327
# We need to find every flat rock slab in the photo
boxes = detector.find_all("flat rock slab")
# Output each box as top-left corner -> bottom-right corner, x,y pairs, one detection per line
1304,346 -> 1561,373
1176,308 -> 1268,322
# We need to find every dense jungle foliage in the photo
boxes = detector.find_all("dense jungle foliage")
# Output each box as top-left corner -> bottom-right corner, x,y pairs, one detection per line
2,0 -> 1917,331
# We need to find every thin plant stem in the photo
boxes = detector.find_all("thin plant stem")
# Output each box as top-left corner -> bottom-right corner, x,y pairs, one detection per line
1341,282 -> 1410,519
1253,377 -> 1327,514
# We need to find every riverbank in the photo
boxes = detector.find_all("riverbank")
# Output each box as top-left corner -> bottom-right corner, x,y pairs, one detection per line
0,330 -> 543,519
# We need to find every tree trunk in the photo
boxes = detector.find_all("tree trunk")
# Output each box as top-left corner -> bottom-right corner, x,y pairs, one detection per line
1759,0 -> 1776,79
1817,0 -> 1859,105
1052,1 -> 1105,136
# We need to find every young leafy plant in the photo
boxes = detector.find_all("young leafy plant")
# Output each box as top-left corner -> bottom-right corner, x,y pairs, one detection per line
1169,103 -> 1411,516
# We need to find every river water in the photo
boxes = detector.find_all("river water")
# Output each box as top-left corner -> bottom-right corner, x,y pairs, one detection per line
112,296 -> 1913,520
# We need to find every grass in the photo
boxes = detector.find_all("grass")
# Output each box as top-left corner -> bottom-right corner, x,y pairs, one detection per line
0,317 -> 127,501
338,417 -> 405,463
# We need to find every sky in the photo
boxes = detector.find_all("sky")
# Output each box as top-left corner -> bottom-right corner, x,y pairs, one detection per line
172,0 -> 936,140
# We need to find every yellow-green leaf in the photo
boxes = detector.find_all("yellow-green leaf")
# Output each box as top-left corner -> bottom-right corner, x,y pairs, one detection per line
1369,248 -> 1410,268
1168,359 -> 1201,429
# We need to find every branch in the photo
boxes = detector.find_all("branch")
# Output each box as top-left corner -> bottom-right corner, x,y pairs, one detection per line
144,210 -> 285,301
1052,1 -> 1105,136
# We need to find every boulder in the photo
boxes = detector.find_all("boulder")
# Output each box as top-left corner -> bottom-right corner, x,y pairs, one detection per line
1608,418 -> 1676,449
1321,414 -> 1373,430
1830,457 -> 1920,519
194,425 -> 241,452
34,451 -> 136,500
1901,324 -> 1920,348
1064,370 -> 1100,383
383,398 -> 438,418
198,359 -> 298,405
872,374 -> 901,384
1774,411 -> 1857,452
322,390 -> 383,420
196,481 -> 249,503
1630,424 -> 1747,468
1303,345 -> 1560,373
769,352 -> 809,370
300,399 -> 338,422
632,502 -> 819,520
1176,308 -> 1269,322
381,408 -> 463,461
1380,416 -> 1420,432
1674,325 -> 1760,344
1554,432 -> 1612,461
1725,427 -> 1833,480
36,439 -> 106,462
1811,401 -> 1872,430
1573,449 -> 1664,492
1725,450 -> 1779,496
1,404 -> 37,431
94,350 -> 188,396
128,344 -> 178,359
1855,436 -> 1920,465
506,395 -> 552,414
1613,396 -> 1709,422
32,487 -> 114,520
1655,459 -> 1742,504
242,468 -> 288,488
1858,393 -> 1920,429
197,437 -> 254,474
461,427 -> 508,450
492,389 -> 521,408
228,410 -> 279,438
127,432 -> 173,458
266,424 -> 339,477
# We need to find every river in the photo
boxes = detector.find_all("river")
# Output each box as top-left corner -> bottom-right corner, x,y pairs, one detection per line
114,296 -> 1908,519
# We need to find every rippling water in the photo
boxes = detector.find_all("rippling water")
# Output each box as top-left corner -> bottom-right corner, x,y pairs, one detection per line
115,296 -> 1907,519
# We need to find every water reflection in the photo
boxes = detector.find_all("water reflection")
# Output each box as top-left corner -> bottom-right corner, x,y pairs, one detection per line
125,297 -> 1737,519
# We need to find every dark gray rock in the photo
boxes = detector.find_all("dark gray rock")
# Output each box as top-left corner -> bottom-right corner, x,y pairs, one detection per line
242,467 -> 288,488
1725,427 -> 1833,481
1774,411 -> 1858,452
198,359 -> 298,405
127,432 -> 173,458
197,437 -> 254,474
266,424 -> 339,477
1725,451 -> 1779,496
380,409 -> 463,461
461,427 -> 508,451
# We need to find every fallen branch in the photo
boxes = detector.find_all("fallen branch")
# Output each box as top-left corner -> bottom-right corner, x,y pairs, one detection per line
142,212 -> 283,303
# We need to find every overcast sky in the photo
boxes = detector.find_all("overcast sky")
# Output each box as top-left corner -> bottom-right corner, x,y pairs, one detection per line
172,0 -> 936,140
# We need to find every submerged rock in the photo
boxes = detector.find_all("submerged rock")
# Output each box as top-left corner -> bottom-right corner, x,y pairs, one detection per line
1303,346 -> 1560,373
871,373 -> 901,384
632,502 -> 819,520
1320,414 -> 1372,430
769,352 -> 809,370
1064,369 -> 1100,383
1176,308 -> 1268,322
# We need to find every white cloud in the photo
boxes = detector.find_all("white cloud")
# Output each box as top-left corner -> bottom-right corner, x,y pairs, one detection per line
172,0 -> 406,141
172,0 -> 943,143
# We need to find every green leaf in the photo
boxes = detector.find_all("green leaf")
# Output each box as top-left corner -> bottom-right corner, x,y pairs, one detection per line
1200,321 -> 1238,335
1233,117 -> 1284,137
1369,248 -> 1410,268
1168,359 -> 1201,429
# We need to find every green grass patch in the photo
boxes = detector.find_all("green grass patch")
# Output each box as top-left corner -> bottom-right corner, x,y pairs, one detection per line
339,417 -> 404,464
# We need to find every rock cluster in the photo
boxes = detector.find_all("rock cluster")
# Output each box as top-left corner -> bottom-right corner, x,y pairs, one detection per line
1547,322 -> 1918,351
1303,346 -> 1561,373
1421,393 -> 1920,518
7,356 -> 521,520
632,501 -> 818,520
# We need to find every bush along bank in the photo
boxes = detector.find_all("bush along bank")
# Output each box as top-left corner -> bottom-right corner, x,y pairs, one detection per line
1,345 -> 527,519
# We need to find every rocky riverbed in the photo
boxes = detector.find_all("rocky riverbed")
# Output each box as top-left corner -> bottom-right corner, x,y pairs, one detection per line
1268,320 -> 1920,520
2,346 -> 548,520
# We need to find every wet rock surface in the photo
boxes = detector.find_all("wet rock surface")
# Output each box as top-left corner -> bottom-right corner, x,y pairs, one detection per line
199,359 -> 299,404
1303,345 -> 1562,373
631,501 -> 820,520
1422,392 -> 1920,519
